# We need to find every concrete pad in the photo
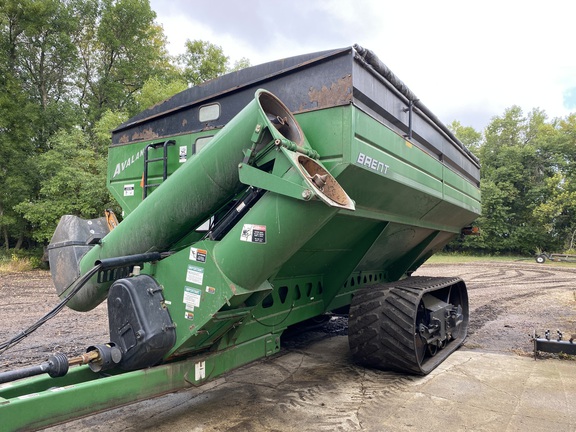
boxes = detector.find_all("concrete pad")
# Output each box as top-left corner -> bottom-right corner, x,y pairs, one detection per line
49,336 -> 576,432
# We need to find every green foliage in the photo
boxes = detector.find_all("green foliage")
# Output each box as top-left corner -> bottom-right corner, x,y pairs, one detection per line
450,107 -> 576,255
229,57 -> 251,72
530,114 -> 576,250
448,120 -> 482,155
178,39 -> 228,86
0,0 -> 247,251
76,0 -> 172,123
92,108 -> 129,154
135,76 -> 187,110
15,128 -> 113,243
0,247 -> 45,272
472,108 -> 555,254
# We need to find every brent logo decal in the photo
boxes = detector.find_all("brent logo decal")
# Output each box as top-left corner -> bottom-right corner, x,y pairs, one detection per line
356,152 -> 389,174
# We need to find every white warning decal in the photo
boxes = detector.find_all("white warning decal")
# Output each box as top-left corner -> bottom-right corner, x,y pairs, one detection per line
183,286 -> 201,310
195,361 -> 206,380
189,247 -> 207,262
240,224 -> 266,244
123,184 -> 135,196
186,265 -> 204,285
179,145 -> 187,163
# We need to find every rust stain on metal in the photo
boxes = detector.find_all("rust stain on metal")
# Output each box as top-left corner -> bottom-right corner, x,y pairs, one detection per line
182,118 -> 188,127
308,75 -> 352,109
118,134 -> 130,144
131,127 -> 159,142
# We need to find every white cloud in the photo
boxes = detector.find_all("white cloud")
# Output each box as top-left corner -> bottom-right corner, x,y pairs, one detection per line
150,0 -> 576,130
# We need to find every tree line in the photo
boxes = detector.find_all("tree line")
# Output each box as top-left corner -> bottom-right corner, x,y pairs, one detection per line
450,108 -> 576,255
1,0 -> 575,258
0,0 -> 246,252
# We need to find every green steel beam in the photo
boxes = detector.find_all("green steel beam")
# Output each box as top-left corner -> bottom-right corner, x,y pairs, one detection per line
0,333 -> 280,432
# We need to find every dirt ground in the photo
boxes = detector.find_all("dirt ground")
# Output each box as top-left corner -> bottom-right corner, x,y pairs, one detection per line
418,262 -> 576,354
2,262 -> 576,431
1,261 -> 576,372
0,271 -> 108,371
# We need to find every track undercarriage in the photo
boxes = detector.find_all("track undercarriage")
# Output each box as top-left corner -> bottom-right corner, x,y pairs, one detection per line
349,276 -> 469,375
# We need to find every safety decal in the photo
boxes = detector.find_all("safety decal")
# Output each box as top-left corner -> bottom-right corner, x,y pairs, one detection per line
240,224 -> 266,244
123,184 -> 135,197
195,361 -> 206,380
184,311 -> 194,320
186,265 -> 204,286
189,247 -> 207,263
179,145 -> 187,163
206,286 -> 216,294
183,286 -> 201,310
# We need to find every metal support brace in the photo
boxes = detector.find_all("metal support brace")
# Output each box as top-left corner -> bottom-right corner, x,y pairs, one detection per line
238,162 -> 311,201
403,99 -> 416,141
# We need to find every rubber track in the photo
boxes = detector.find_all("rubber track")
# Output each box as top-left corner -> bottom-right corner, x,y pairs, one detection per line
348,276 -> 468,375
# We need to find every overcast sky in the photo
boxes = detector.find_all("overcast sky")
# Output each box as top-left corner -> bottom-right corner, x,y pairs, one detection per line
149,0 -> 575,131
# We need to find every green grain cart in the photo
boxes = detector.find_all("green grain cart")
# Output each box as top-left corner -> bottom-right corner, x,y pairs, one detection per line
0,45 -> 480,430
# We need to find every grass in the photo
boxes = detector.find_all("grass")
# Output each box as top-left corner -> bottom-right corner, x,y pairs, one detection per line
0,252 -> 43,273
2,250 -> 576,273
426,252 -> 576,267
426,253 -> 528,264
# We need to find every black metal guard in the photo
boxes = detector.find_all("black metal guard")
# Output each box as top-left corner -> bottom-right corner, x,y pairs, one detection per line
95,252 -> 162,283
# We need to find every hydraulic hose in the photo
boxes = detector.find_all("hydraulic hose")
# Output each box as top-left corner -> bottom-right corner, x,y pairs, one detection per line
0,263 -> 102,354
0,252 -> 163,355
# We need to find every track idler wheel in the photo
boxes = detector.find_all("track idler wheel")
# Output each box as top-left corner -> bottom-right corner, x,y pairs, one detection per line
348,276 -> 468,375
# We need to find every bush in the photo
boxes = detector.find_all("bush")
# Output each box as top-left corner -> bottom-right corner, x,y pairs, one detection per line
0,248 -> 45,273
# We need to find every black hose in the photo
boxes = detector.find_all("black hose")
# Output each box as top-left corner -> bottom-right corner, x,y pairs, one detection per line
0,263 -> 102,355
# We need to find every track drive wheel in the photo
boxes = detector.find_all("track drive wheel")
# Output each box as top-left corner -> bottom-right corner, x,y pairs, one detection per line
348,276 -> 468,375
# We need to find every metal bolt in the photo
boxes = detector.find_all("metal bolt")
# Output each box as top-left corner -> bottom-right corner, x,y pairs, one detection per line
302,189 -> 312,200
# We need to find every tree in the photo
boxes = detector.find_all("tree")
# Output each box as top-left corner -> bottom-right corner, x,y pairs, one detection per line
92,108 -> 129,155
230,57 -> 251,72
135,76 -> 187,111
0,0 -> 245,252
14,128 -> 113,243
75,0 -> 172,125
532,114 -> 576,251
466,107 -> 570,254
177,39 -> 228,86
0,1 -> 44,248
448,120 -> 482,155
